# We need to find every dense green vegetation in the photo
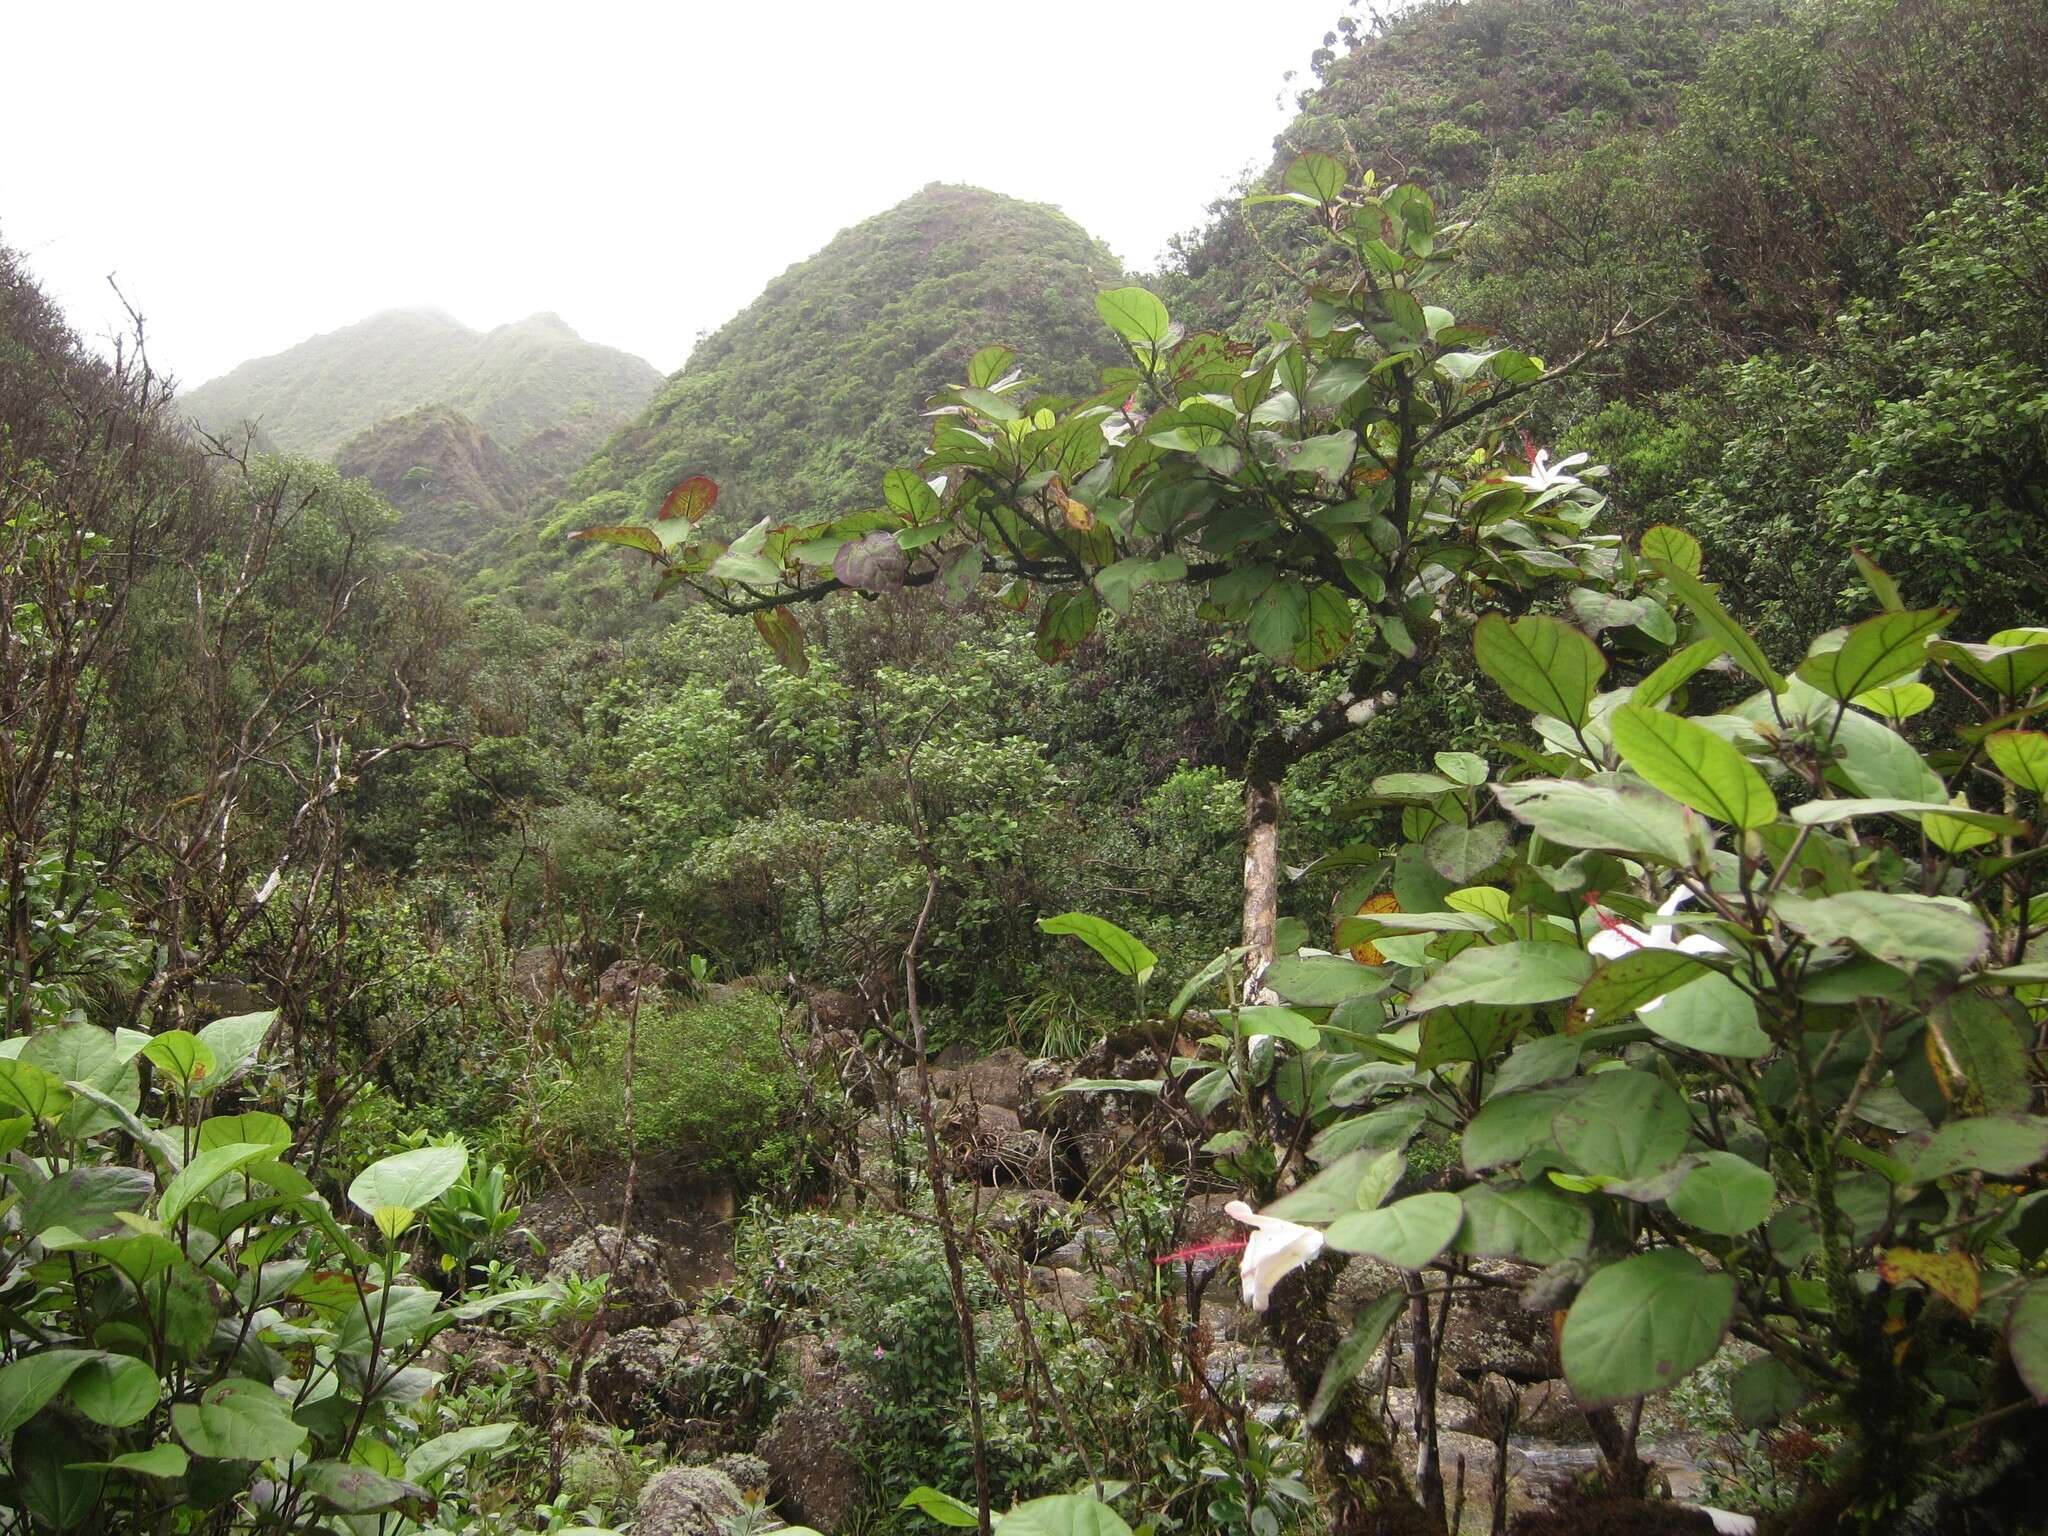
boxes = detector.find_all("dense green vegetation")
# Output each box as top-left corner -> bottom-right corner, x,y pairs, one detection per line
3,0 -> 2047,1532
333,403 -> 535,554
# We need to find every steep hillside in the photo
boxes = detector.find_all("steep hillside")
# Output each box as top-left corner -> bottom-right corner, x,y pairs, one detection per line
180,307 -> 662,468
333,404 -> 530,555
1165,0 -> 1759,336
501,183 -> 1128,625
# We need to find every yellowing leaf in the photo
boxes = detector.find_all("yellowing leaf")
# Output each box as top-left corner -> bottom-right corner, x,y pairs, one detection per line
1348,893 -> 1399,966
1880,1248 -> 1980,1315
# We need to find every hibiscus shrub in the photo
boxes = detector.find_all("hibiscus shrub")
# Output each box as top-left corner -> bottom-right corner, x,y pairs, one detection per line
1076,533 -> 2048,1526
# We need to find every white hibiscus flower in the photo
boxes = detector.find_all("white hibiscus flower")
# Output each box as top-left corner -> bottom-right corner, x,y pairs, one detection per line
1587,886 -> 1728,1012
1224,1199 -> 1324,1313
1506,448 -> 1591,494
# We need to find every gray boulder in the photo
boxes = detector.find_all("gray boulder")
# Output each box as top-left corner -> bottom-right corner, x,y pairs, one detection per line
636,1466 -> 748,1536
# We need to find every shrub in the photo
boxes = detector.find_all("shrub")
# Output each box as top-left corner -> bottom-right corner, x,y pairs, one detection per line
542,988 -> 801,1187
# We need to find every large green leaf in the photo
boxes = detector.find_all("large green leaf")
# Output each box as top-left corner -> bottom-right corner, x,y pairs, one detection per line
44,1231 -> 184,1289
347,1145 -> 469,1223
1294,583 -> 1357,669
1248,580 -> 1306,660
160,1141 -> 277,1228
1463,1088 -> 1573,1173
1425,822 -> 1511,883
16,1421 -> 101,1532
1416,1005 -> 1523,1068
19,1166 -> 153,1238
0,1057 -> 74,1121
406,1422 -> 521,1483
1324,1192 -> 1463,1268
1907,1115 -> 2048,1181
1561,1249 -> 1734,1406
68,1444 -> 188,1479
197,1111 -> 292,1153
141,1030 -> 218,1092
1168,945 -> 1250,1022
64,1353 -> 159,1429
901,1488 -> 980,1528
568,523 -> 662,556
1986,730 -> 2048,795
1640,524 -> 1702,576
1493,779 -> 1701,866
172,1378 -> 308,1462
1265,955 -> 1390,1008
1033,588 -> 1099,663
1264,1147 -> 1406,1224
1408,943 -> 1592,1010
1094,554 -> 1187,615
1797,608 -> 1953,701
1233,1006 -> 1321,1050
1631,639 -> 1723,708
1552,1071 -> 1688,1180
195,1010 -> 275,1082
1452,1183 -> 1592,1264
1274,432 -> 1358,485
1610,704 -> 1775,829
1668,1152 -> 1776,1235
301,1461 -> 431,1514
1787,797 -> 2024,835
1731,1357 -> 1807,1426
1002,1494 -> 1135,1536
1927,996 -> 2031,1113
1037,913 -> 1158,984
1771,892 -> 1990,971
1095,288 -> 1172,349
1488,1033 -> 1583,1096
1284,151 -> 1347,203
1473,614 -> 1606,727
0,1352 -> 100,1436
1643,973 -> 1771,1058
1929,638 -> 2048,697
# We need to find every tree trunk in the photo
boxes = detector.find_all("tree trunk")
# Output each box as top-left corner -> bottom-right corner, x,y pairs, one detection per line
1240,736 -> 1288,980
1264,1256 -> 1438,1536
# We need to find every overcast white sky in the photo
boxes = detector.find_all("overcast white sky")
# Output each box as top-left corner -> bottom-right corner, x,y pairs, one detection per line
4,1 -> 1354,387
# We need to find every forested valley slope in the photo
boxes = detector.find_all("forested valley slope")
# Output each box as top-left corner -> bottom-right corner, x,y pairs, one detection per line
2,1 -> 2046,1532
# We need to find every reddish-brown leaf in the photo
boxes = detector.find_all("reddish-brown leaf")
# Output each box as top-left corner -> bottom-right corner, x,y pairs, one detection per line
658,475 -> 720,523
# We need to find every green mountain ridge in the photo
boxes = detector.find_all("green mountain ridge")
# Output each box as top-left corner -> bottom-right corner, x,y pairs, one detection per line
178,304 -> 662,468
494,182 -> 1131,626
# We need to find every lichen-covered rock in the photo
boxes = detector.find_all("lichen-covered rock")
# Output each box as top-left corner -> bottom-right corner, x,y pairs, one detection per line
545,1226 -> 678,1327
597,958 -> 667,1010
584,1316 -> 725,1423
636,1466 -> 749,1536
711,1453 -> 772,1497
757,1342 -> 872,1532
